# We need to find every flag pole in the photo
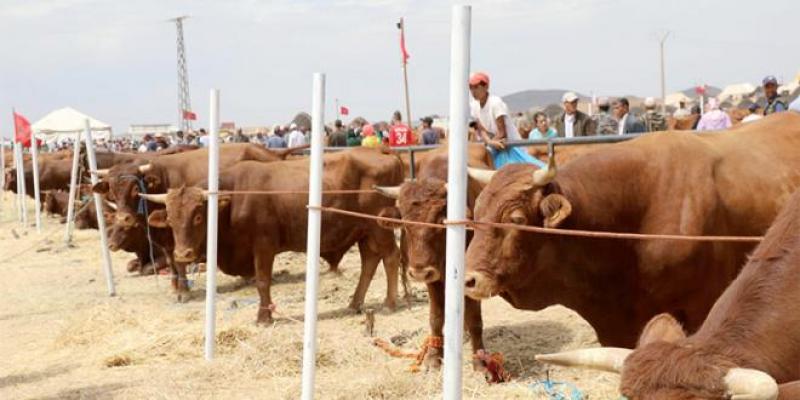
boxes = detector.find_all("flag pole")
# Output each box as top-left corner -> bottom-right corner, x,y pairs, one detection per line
336,98 -> 340,120
399,18 -> 413,133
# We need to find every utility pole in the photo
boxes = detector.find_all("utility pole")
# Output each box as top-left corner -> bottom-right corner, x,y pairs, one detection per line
171,16 -> 192,133
659,31 -> 670,114
398,18 -> 412,129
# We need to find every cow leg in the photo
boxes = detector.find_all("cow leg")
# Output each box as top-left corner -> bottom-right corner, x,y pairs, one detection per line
126,258 -> 142,273
349,240 -> 381,312
173,262 -> 190,303
423,281 -> 445,370
465,297 -> 487,372
380,244 -> 400,311
254,250 -> 276,325
399,231 -> 412,302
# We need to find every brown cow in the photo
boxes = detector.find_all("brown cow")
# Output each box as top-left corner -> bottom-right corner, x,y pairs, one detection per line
93,143 -> 306,294
374,143 -> 494,372
537,188 -> 800,399
143,148 -> 404,323
668,114 -> 700,130
463,112 -> 800,347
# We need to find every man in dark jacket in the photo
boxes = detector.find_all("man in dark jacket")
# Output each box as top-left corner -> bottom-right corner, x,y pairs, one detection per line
328,119 -> 348,147
553,92 -> 596,137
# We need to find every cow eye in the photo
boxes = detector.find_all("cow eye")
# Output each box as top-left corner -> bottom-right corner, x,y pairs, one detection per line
193,214 -> 203,226
509,210 -> 527,225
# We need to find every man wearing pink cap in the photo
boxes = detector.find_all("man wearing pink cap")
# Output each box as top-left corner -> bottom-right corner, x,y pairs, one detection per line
469,72 -> 545,169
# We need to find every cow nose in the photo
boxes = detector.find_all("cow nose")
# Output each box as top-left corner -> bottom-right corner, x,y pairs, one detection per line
464,271 -> 496,300
408,266 -> 441,283
465,275 -> 477,289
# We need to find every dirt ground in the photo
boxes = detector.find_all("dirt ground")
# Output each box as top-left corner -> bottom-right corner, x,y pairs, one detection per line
0,193 -> 620,399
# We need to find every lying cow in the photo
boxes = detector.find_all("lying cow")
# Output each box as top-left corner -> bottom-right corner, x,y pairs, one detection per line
375,144 -> 494,371
142,147 -> 404,323
536,187 -> 800,400
93,143 -> 306,296
464,112 -> 800,347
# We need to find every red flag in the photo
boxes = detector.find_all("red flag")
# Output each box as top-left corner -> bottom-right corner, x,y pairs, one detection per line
397,18 -> 409,64
695,85 -> 706,95
13,112 -> 34,147
340,106 -> 349,116
182,110 -> 197,120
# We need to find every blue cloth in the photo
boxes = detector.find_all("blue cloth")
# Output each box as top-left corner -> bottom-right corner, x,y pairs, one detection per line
529,127 -> 558,139
267,135 -> 287,148
488,145 -> 547,169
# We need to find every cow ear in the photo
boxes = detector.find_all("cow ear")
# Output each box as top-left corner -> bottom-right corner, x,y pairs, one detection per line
376,207 -> 403,230
637,313 -> 686,347
92,181 -> 109,194
147,209 -> 169,228
539,194 -> 572,228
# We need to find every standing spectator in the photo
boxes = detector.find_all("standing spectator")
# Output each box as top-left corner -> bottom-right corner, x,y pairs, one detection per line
287,123 -> 306,147
516,118 -> 533,139
388,111 -> 413,146
175,130 -> 185,145
154,133 -> 169,150
554,92 -> 595,137
139,134 -> 153,152
233,129 -> 248,143
642,97 -> 667,132
762,76 -> 787,116
529,112 -> 557,139
469,71 -> 545,169
329,120 -> 348,147
253,132 -> 266,145
420,116 -> 440,145
267,128 -> 287,148
360,124 -> 381,148
696,98 -> 732,131
742,103 -> 763,123
690,105 -> 702,130
592,97 -> 618,135
673,100 -> 690,118
614,98 -> 646,134
197,129 -> 209,147
346,124 -> 363,147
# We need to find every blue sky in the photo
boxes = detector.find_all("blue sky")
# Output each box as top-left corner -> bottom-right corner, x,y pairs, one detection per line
1,0 -> 797,135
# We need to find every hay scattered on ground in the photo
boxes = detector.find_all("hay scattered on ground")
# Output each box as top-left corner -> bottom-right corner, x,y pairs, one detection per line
0,193 -> 619,399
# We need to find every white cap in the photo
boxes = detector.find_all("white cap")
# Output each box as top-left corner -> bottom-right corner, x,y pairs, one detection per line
644,97 -> 656,108
562,92 -> 579,103
290,123 -> 297,130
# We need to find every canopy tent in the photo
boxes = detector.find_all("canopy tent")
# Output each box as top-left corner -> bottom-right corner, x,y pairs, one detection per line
664,92 -> 693,107
717,83 -> 757,103
31,107 -> 112,143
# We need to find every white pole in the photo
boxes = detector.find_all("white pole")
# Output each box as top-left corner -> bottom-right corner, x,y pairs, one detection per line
301,72 -> 325,400
18,144 -> 28,226
30,131 -> 42,233
83,119 -> 116,296
443,5 -> 470,400
204,88 -> 220,361
14,143 -> 22,222
64,131 -> 82,245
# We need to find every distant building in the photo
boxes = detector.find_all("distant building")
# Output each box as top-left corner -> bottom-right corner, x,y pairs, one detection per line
127,123 -> 177,138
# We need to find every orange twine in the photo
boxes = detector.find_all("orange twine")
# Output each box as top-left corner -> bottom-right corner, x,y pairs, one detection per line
372,335 -> 443,372
474,349 -> 511,383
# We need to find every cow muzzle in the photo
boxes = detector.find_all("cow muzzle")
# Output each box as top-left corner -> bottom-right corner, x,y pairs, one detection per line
174,247 -> 198,263
408,266 -> 441,283
464,271 -> 499,300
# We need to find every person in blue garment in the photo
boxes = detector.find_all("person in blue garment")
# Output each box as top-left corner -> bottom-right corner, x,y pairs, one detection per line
468,72 -> 546,169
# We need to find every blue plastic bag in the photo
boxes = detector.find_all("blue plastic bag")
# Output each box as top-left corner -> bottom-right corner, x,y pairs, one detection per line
488,145 -> 547,169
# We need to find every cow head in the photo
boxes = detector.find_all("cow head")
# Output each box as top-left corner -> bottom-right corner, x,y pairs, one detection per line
376,179 -> 450,283
92,162 -> 162,228
4,168 -> 17,192
464,158 -> 565,300
536,313 -> 779,400
143,187 -> 230,263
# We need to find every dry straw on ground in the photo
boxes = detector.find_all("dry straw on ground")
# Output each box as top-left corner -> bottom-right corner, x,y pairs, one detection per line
0,193 -> 619,399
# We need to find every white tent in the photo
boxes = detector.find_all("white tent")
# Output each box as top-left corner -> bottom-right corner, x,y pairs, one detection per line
31,107 -> 112,143
664,92 -> 692,107
717,83 -> 757,103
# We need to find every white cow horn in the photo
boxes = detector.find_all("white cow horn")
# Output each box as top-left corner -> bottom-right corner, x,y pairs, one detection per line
373,185 -> 401,199
94,168 -> 110,177
467,167 -> 496,184
724,368 -> 779,400
535,347 -> 632,373
138,164 -> 152,173
103,200 -> 118,210
138,193 -> 167,204
532,156 -> 557,186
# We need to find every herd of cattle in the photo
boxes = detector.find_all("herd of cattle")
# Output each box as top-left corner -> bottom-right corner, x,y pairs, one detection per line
3,111 -> 800,398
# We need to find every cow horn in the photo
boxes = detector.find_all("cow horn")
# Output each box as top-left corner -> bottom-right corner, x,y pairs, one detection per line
535,347 -> 632,373
467,167 -> 496,184
94,168 -> 110,177
724,368 -> 778,400
104,200 -> 118,211
138,164 -> 152,173
373,185 -> 401,199
138,193 -> 167,204
532,156 -> 557,186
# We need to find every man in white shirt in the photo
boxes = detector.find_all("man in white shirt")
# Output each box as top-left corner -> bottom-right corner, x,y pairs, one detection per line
554,92 -> 595,137
287,123 -> 306,148
613,98 -> 646,135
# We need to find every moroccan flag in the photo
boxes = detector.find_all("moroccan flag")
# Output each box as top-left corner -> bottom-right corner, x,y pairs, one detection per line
13,112 -> 34,147
695,85 -> 706,95
397,18 -> 409,64
340,106 -> 349,116
182,110 -> 197,120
